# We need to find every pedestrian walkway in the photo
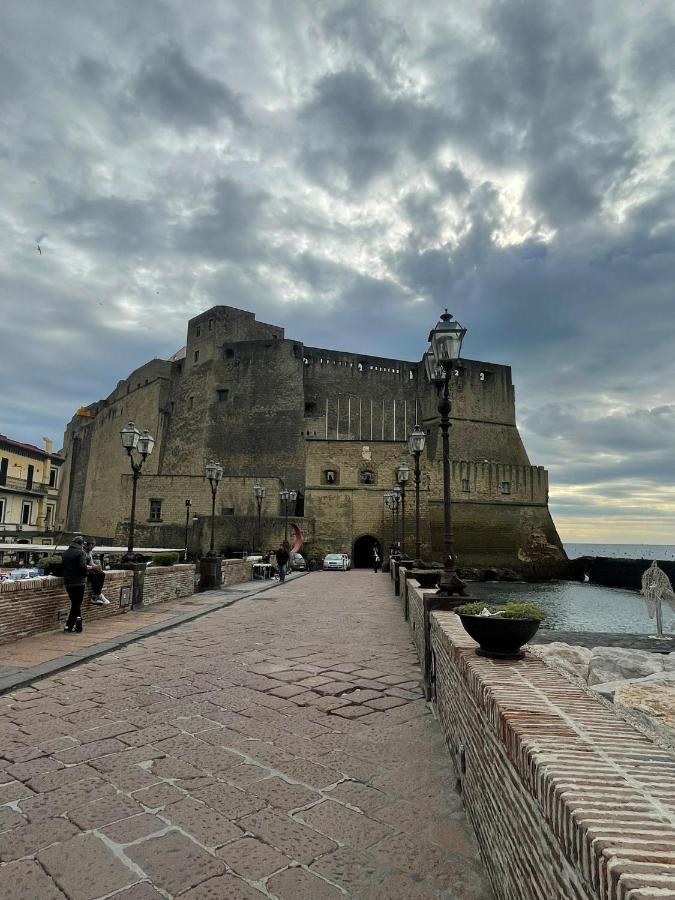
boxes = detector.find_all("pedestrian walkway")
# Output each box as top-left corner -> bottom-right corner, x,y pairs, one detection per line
0,575 -> 302,694
0,570 -> 492,899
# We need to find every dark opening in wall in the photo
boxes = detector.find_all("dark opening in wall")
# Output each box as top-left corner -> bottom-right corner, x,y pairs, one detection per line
304,401 -> 316,415
217,389 -> 229,402
500,481 -> 511,494
360,470 -> 375,485
196,325 -> 201,337
208,318 -> 214,331
222,506 -> 235,516
324,469 -> 338,485
224,348 -> 234,359
149,499 -> 162,522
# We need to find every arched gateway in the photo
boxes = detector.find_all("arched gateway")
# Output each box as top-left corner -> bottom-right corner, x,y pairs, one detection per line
352,534 -> 381,568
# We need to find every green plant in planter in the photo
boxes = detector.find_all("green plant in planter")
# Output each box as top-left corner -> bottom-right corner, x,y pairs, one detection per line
151,552 -> 179,566
455,601 -> 546,621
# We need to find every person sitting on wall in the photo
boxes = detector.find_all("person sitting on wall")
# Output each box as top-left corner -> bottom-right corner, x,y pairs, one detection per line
85,539 -> 110,606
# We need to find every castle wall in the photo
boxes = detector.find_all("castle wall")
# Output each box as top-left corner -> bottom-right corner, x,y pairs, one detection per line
58,304 -> 564,573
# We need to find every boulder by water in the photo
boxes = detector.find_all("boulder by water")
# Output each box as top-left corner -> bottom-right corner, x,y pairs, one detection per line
587,647 -> 670,685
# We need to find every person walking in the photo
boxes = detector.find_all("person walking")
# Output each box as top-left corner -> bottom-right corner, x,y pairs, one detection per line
373,547 -> 381,573
62,536 -> 88,633
85,539 -> 110,606
275,543 -> 290,583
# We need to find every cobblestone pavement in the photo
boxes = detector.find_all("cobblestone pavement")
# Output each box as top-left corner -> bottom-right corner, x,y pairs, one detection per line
0,570 -> 492,899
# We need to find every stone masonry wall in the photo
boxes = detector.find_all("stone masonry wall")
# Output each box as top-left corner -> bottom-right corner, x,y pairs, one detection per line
0,571 -> 134,645
143,565 -> 195,605
404,583 -> 675,900
220,558 -> 252,586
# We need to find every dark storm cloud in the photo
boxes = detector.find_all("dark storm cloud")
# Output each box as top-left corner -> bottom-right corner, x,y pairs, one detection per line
2,0 -> 675,541
132,42 -> 245,129
298,67 -> 449,190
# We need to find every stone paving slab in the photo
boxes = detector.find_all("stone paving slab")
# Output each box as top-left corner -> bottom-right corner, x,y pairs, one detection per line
0,570 -> 492,899
0,574 -> 305,695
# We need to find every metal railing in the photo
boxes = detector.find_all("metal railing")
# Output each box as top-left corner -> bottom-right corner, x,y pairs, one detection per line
0,475 -> 49,495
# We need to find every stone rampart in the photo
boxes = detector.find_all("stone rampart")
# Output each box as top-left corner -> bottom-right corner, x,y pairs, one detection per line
402,581 -> 675,900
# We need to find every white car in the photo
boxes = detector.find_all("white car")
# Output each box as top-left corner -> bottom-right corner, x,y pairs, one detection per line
322,553 -> 350,571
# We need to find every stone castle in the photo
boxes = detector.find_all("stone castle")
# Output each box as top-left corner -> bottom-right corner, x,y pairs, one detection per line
57,305 -> 565,573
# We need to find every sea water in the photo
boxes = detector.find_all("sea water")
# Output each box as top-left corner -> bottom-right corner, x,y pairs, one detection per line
466,543 -> 675,635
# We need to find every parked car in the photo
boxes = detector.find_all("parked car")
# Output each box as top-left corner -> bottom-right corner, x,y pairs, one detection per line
322,553 -> 350,571
290,552 -> 307,571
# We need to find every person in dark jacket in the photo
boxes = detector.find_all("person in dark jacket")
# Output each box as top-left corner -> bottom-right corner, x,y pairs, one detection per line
62,536 -> 88,633
275,544 -> 290,583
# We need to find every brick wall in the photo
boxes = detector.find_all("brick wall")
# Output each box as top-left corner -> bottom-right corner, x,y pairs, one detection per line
221,558 -> 252,587
0,571 -> 134,645
405,585 -> 675,900
143,564 -> 196,605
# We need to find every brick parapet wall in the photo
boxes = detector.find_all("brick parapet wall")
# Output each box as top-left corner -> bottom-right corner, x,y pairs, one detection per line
143,564 -> 196,605
410,588 -> 675,900
220,558 -> 252,587
0,571 -> 134,645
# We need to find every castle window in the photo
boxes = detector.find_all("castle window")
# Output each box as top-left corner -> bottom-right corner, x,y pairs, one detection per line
304,401 -> 316,415
324,469 -> 338,485
221,506 -> 235,516
49,467 -> 58,488
360,470 -> 375,485
149,499 -> 162,522
500,481 -> 511,495
208,317 -> 214,331
194,350 -> 199,363
217,389 -> 229,402
461,479 -> 470,492
188,396 -> 194,410
196,325 -> 201,337
176,363 -> 182,373
224,348 -> 234,358
170,402 -> 175,413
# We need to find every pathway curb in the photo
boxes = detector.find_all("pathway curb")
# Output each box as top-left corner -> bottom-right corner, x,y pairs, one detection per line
0,572 -> 308,696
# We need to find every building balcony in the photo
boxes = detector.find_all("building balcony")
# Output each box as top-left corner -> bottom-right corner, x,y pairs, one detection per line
0,476 -> 49,496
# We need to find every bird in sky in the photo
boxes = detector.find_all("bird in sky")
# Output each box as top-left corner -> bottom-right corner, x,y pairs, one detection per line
36,244 -> 42,255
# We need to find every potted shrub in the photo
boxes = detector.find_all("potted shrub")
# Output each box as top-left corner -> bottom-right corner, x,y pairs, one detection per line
150,552 -> 179,567
36,555 -> 63,577
455,601 -> 545,659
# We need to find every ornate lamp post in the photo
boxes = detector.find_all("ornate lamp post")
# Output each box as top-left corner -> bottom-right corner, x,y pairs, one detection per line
427,310 -> 467,598
384,489 -> 401,552
199,461 -> 224,591
397,463 -> 409,556
205,461 -> 224,556
408,424 -> 426,562
279,488 -> 297,545
120,422 -> 155,560
254,483 -> 265,552
184,499 -> 192,561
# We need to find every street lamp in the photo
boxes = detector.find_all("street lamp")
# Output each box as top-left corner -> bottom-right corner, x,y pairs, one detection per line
408,424 -> 426,562
397,462 -> 409,556
279,488 -> 297,545
254,483 -> 266,552
120,422 -> 155,559
205,461 -> 223,556
427,309 -> 467,598
183,499 -> 192,561
384,489 -> 401,552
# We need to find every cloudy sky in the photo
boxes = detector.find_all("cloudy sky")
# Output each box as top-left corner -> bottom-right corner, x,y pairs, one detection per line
2,0 -> 675,544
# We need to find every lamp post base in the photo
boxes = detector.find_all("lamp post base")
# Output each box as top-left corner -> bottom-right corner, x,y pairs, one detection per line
435,554 -> 467,603
199,555 -> 223,592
